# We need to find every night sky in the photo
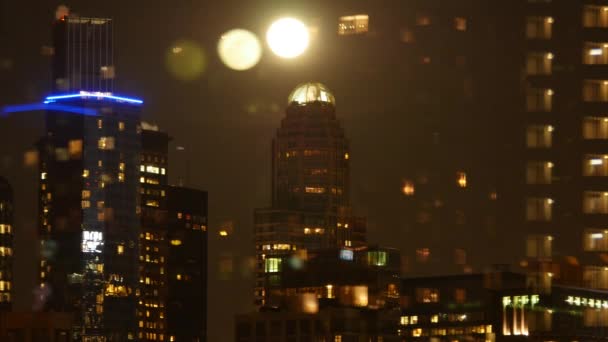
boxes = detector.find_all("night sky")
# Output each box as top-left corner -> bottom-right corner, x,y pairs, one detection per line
0,1 -> 514,340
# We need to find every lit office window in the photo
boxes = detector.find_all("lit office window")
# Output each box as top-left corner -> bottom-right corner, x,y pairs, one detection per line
583,191 -> 608,214
98,137 -> 115,150
583,42 -> 608,64
583,80 -> 608,102
118,121 -> 125,131
583,117 -> 608,139
264,258 -> 281,273
583,5 -> 608,28
526,16 -> 553,39
583,266 -> 608,289
454,17 -> 467,31
416,288 -> 439,303
526,52 -> 553,75
584,229 -> 608,251
583,155 -> 608,176
338,14 -> 369,35
526,234 -> 552,258
68,139 -> 83,158
400,28 -> 415,43
526,197 -> 553,221
526,161 -> 553,184
366,251 -> 387,266
305,187 -> 325,194
526,125 -> 553,148
416,13 -> 431,26
526,88 -> 553,111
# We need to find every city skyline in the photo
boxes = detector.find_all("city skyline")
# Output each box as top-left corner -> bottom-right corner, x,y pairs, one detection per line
4,1 -> 608,341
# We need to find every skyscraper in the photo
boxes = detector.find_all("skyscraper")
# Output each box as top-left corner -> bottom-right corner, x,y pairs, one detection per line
138,125 -> 170,341
0,177 -> 13,311
254,83 -> 366,305
38,93 -> 142,340
52,8 -> 114,93
167,186 -> 208,342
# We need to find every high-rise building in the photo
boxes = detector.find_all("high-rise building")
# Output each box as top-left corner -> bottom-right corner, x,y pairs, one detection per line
138,125 -> 170,341
254,83 -> 367,305
167,186 -> 208,342
37,93 -> 142,340
0,177 -> 13,311
52,9 -> 114,92
514,1 -> 608,291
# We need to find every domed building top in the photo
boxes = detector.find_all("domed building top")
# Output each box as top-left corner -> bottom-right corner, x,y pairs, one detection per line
288,82 -> 336,106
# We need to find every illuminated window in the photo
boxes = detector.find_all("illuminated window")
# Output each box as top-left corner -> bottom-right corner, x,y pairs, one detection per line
402,180 -> 415,196
527,88 -> 553,111
583,191 -> 608,214
146,165 -> 160,174
526,197 -> 553,221
344,240 -> 351,247
583,80 -> 608,102
526,234 -> 553,258
118,172 -> 125,182
457,172 -> 467,188
583,266 -> 608,289
583,42 -> 608,65
118,121 -> 125,131
400,28 -> 414,43
304,227 -> 311,234
145,200 -> 159,207
117,245 -> 124,255
338,14 -> 369,35
527,52 -> 553,75
416,288 -> 439,303
584,155 -> 608,176
366,251 -> 387,266
170,240 -> 182,246
583,5 -> 608,28
146,178 -> 160,185
416,248 -> 430,262
526,125 -> 553,148
431,314 -> 439,323
526,16 -> 553,39
416,13 -> 431,26
344,153 -> 349,160
526,161 -> 553,184
68,140 -> 83,158
584,229 -> 608,251
264,258 -> 281,273
219,230 -> 228,237
98,160 -> 103,167
82,190 -> 91,199
305,187 -> 325,194
454,17 -> 467,31
410,316 -> 418,324
97,119 -> 103,129
455,288 -> 467,303
400,316 -> 409,325
412,328 -> 422,337
81,200 -> 90,209
98,137 -> 115,150
40,172 -> 46,180
583,117 -> 608,139
140,177 -> 145,183
0,225 -> 11,234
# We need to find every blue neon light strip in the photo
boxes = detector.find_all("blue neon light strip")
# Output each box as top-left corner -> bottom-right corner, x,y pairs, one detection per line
44,92 -> 143,105
2,103 -> 98,116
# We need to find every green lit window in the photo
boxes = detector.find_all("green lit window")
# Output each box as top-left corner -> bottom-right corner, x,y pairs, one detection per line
264,258 -> 282,273
367,251 -> 387,266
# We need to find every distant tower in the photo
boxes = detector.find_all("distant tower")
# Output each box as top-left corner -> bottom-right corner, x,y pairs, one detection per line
0,177 -> 13,311
52,7 -> 114,92
167,186 -> 208,342
254,83 -> 366,305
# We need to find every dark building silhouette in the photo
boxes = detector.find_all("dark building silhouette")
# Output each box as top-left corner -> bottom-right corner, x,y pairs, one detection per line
167,186 -> 208,342
0,177 -> 13,311
254,83 -> 367,306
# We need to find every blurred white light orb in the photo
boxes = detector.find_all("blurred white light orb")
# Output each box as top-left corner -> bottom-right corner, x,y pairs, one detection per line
266,18 -> 309,58
218,29 -> 262,71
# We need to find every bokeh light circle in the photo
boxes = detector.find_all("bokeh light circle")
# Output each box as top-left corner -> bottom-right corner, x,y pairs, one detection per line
266,18 -> 309,58
166,39 -> 207,81
218,29 -> 262,71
